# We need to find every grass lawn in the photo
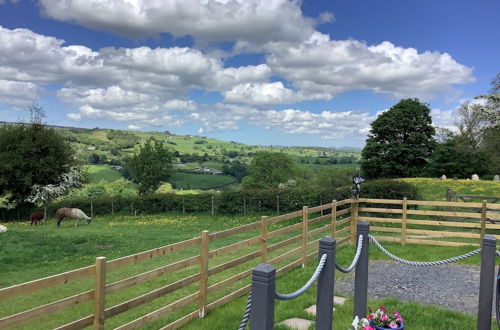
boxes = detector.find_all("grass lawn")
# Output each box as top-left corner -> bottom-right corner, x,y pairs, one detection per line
399,178 -> 500,201
168,172 -> 237,190
0,210 -> 494,329
84,164 -> 124,183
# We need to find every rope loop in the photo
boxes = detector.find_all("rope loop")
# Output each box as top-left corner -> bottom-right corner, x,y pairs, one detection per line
237,292 -> 252,330
275,253 -> 328,300
369,235 -> 481,266
335,234 -> 363,273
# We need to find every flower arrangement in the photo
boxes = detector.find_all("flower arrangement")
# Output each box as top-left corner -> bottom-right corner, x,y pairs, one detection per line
351,306 -> 404,330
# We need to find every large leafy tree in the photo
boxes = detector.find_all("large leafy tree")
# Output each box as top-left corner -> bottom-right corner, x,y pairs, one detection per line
0,106 -> 76,205
242,152 -> 296,189
361,98 -> 435,179
128,139 -> 174,194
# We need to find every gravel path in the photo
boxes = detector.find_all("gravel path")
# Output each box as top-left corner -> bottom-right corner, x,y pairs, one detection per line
334,260 -> 498,316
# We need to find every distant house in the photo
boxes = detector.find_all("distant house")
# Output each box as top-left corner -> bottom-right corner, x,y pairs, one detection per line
195,166 -> 222,175
87,146 -> 96,150
111,165 -> 123,170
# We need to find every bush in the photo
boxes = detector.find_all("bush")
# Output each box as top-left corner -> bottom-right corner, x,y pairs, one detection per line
361,180 -> 421,200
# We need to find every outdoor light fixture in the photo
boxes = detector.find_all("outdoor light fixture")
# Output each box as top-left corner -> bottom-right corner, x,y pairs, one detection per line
351,173 -> 366,199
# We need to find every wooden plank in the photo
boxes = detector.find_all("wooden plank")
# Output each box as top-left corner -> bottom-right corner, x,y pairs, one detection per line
199,231 -> 209,318
206,284 -> 251,312
371,226 -> 401,233
405,219 -> 481,228
267,210 -> 303,224
267,234 -> 302,253
406,209 -> 482,219
336,208 -> 351,216
359,207 -> 403,214
371,235 -> 400,243
0,265 -> 94,301
302,206 -> 308,267
331,200 -> 337,238
114,293 -> 198,330
336,199 -> 354,206
480,201 -> 487,238
307,250 -> 319,260
337,236 -> 351,245
358,198 -> 403,204
107,237 -> 200,271
407,200 -> 484,208
486,212 -> 500,220
0,290 -> 94,329
93,257 -> 106,330
487,204 -> 500,210
207,251 -> 261,276
104,273 -> 200,318
358,216 -> 402,224
267,222 -> 302,239
207,269 -> 252,295
54,315 -> 94,330
308,204 -> 331,214
308,224 -> 332,237
309,213 -> 331,225
406,228 -> 480,239
159,310 -> 199,330
261,216 -> 268,263
405,238 -> 479,247
268,246 -> 302,265
276,258 -> 302,276
401,197 -> 407,246
208,222 -> 260,241
208,236 -> 261,259
106,255 -> 199,294
336,217 -> 351,227
306,237 -> 321,249
335,226 -> 350,236
485,223 -> 500,230
351,201 -> 359,245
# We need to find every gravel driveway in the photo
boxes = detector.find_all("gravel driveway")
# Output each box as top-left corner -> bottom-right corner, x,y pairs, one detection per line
334,260 -> 498,316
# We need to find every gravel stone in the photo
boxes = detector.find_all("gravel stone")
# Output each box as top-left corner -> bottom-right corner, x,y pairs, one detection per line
334,260 -> 498,316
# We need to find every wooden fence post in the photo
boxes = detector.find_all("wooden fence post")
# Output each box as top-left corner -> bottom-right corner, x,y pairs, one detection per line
93,257 -> 107,330
302,206 -> 308,267
211,196 -> 214,215
331,200 -> 337,238
350,200 -> 359,245
90,202 -> 94,218
199,230 -> 209,318
261,216 -> 268,263
480,200 -> 487,239
182,198 -> 185,214
401,197 -> 408,246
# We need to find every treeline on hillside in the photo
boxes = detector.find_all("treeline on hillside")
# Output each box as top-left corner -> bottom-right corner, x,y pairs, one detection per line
0,180 -> 420,222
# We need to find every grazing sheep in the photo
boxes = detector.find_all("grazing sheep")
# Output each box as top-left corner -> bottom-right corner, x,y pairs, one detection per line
29,211 -> 45,225
0,225 -> 7,233
55,208 -> 91,227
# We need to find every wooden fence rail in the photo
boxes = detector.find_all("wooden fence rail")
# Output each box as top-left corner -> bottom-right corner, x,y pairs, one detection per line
1,197 -> 498,329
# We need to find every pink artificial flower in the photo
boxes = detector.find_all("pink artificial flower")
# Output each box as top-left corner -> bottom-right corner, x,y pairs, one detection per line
389,321 -> 398,329
380,313 -> 388,322
379,305 -> 388,312
363,327 -> 374,330
393,311 -> 404,322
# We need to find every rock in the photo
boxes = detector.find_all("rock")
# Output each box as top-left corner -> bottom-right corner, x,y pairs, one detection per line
278,318 -> 313,330
494,175 -> 499,181
440,174 -> 447,180
471,174 -> 480,181
333,296 -> 346,305
0,225 -> 7,233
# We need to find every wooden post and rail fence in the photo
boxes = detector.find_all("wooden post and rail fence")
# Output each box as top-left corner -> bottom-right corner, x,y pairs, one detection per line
0,198 -> 499,329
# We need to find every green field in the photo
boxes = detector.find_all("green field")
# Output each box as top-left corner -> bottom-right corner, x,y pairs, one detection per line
84,165 -> 124,183
0,212 -> 488,329
399,178 -> 500,201
168,172 -> 237,190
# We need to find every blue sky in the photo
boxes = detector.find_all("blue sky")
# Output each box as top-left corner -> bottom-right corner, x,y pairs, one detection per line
0,0 -> 498,147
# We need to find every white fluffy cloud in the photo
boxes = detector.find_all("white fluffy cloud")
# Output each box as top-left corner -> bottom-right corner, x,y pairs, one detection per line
39,0 -> 319,44
266,33 -> 474,101
0,80 -> 42,107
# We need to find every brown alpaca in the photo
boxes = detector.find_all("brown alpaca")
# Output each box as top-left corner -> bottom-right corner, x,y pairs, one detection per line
29,211 -> 45,225
55,208 -> 91,227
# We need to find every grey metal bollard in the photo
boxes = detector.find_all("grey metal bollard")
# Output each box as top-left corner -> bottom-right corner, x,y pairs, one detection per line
477,234 -> 496,330
354,221 -> 370,320
316,236 -> 336,330
250,264 -> 276,330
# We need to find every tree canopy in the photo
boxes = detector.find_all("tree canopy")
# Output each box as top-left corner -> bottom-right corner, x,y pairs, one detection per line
127,139 -> 175,194
242,151 -> 296,189
361,98 -> 435,179
0,106 -> 76,205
